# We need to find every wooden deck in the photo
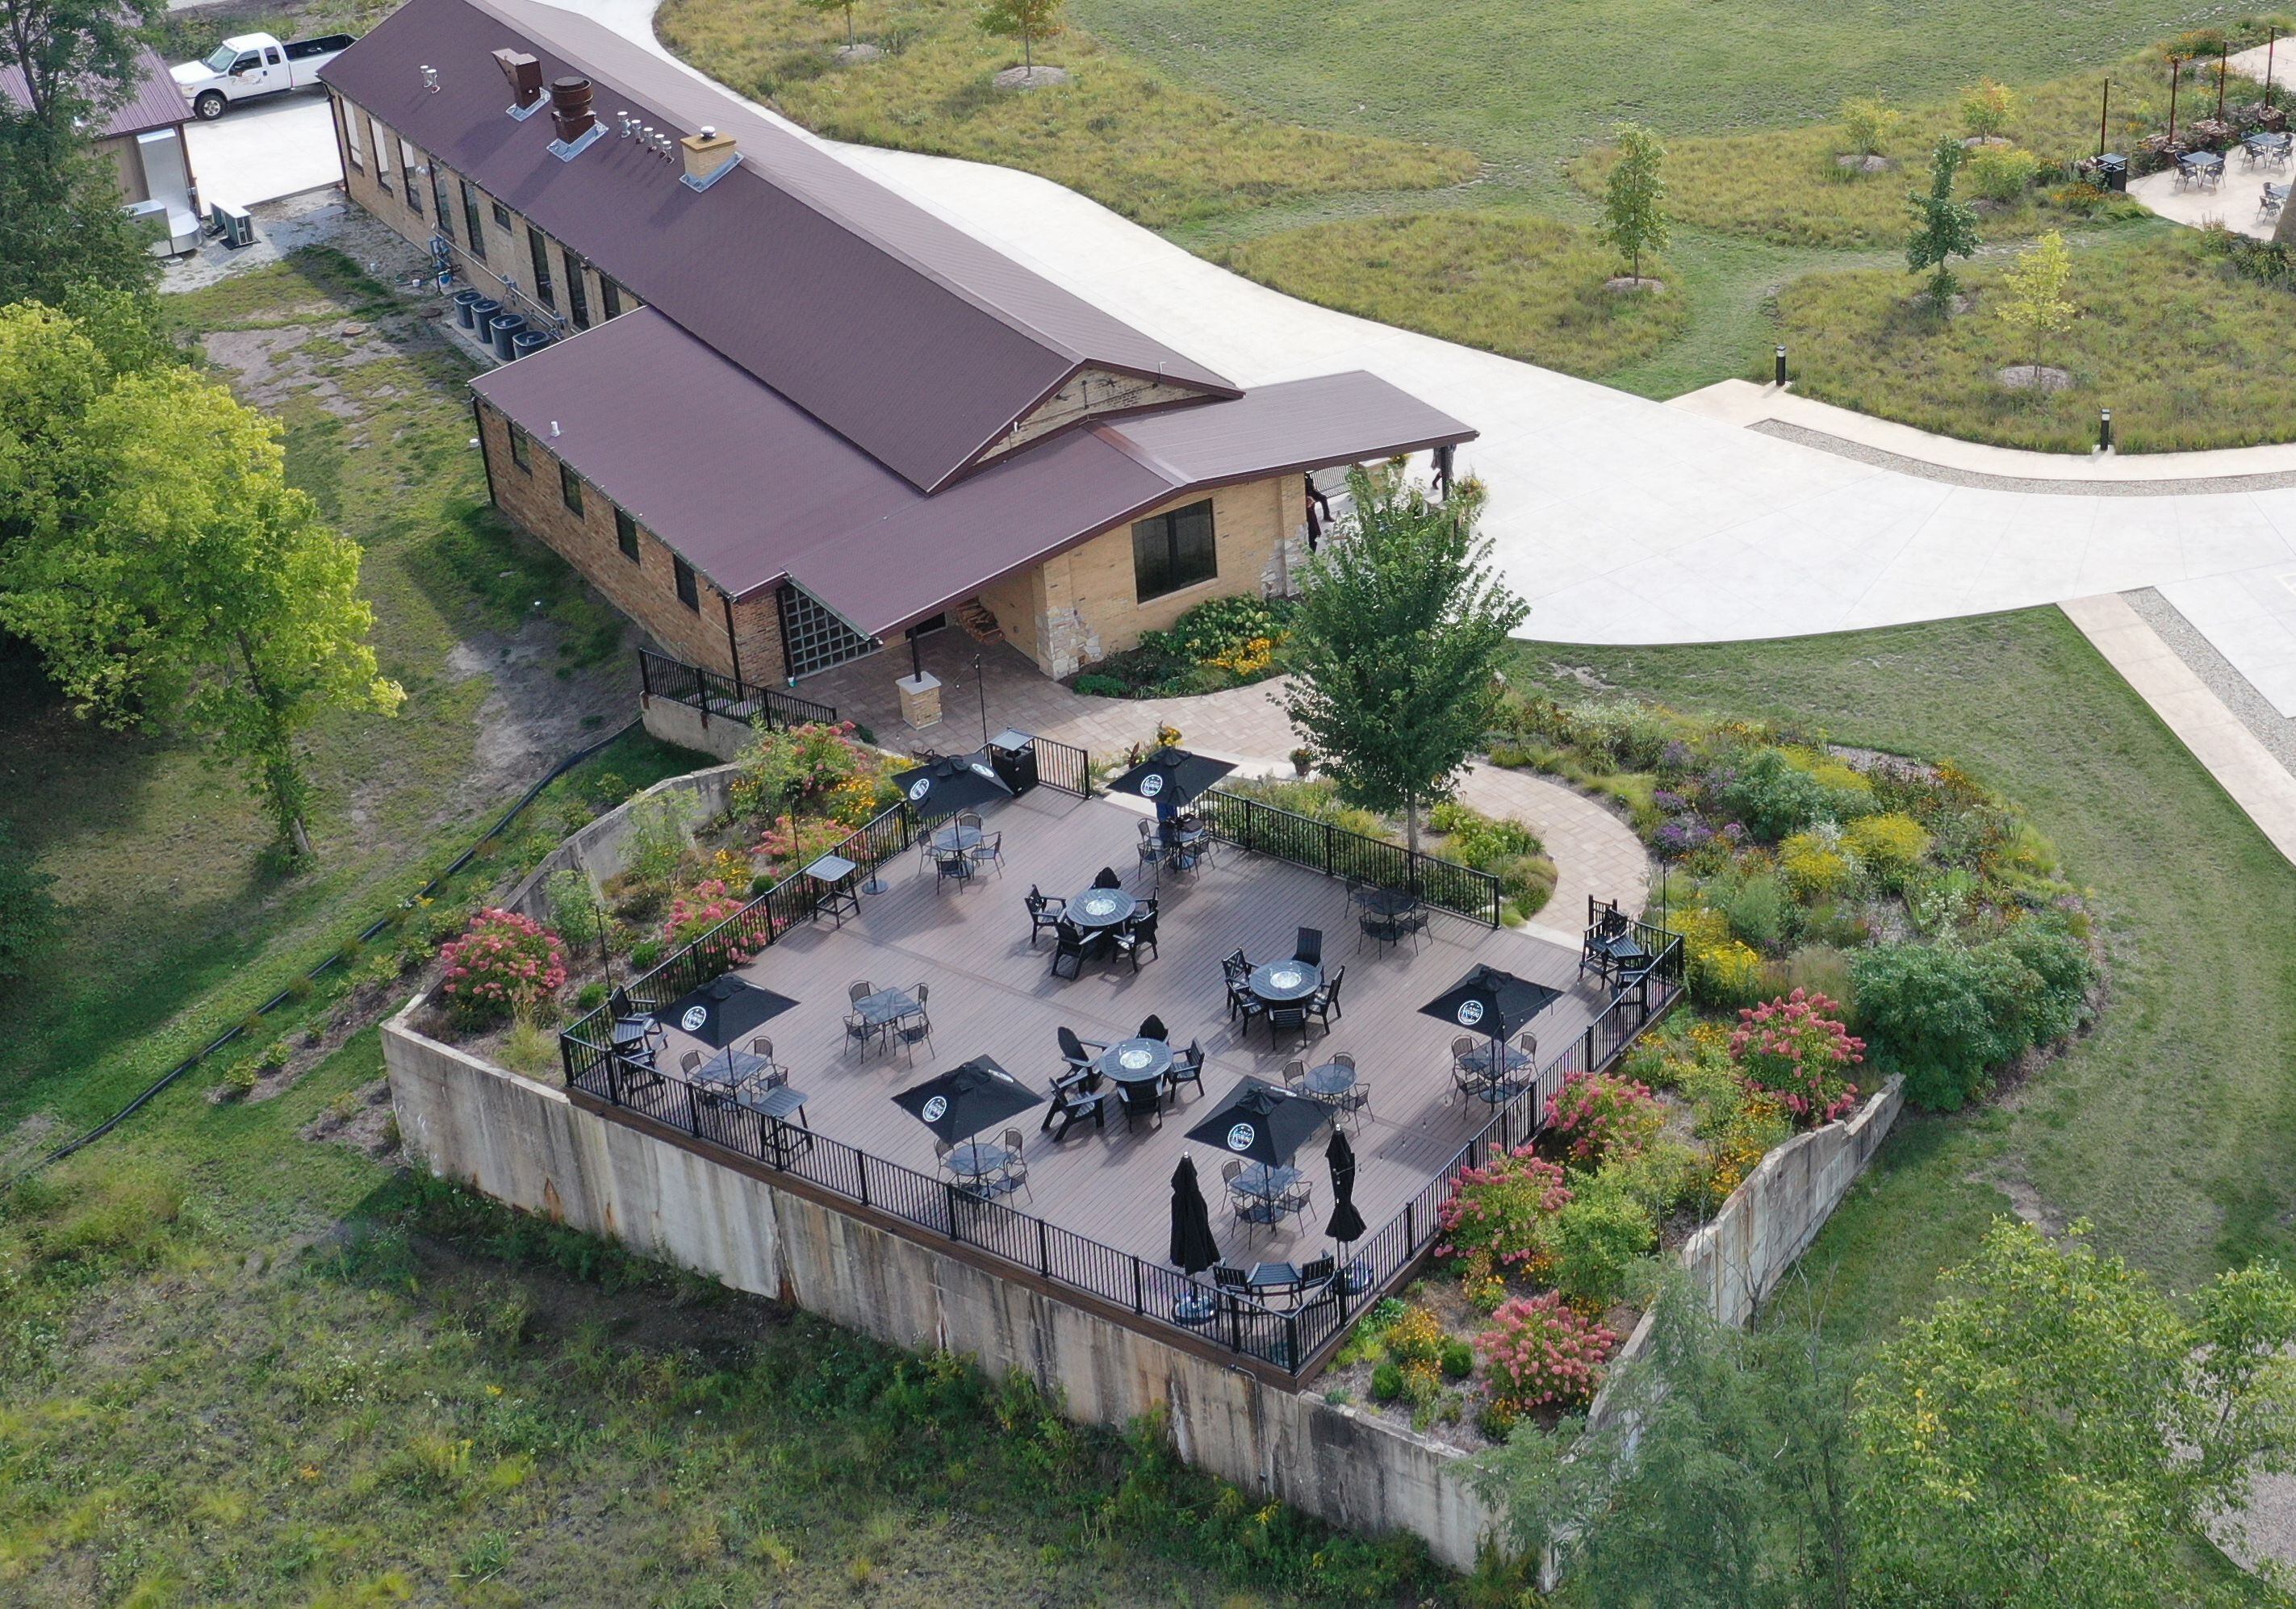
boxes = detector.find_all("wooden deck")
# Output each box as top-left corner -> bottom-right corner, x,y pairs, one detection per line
642,786 -> 1606,1273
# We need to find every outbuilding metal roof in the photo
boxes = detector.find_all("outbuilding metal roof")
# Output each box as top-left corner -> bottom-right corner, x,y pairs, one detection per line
2,44 -> 188,139
324,0 -> 1236,493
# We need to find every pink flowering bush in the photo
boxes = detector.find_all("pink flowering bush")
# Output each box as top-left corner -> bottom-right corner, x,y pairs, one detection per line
1731,988 -> 1864,1128
1545,1070 -> 1666,1167
661,880 -> 757,969
1435,1145 -> 1571,1273
438,908 -> 567,1022
1474,1292 -> 1621,1414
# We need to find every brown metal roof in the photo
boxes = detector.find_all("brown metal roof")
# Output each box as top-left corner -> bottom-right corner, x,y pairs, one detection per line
324,0 -> 1236,492
472,308 -> 1474,639
2,44 -> 188,139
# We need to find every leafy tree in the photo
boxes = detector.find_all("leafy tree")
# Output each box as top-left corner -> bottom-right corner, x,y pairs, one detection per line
1282,462 -> 1525,851
1959,76 -> 2016,141
802,0 -> 863,50
0,0 -> 154,125
0,290 -> 166,558
1855,1219 -> 2296,1607
0,355 -> 404,855
1997,229 -> 2077,375
977,0 -> 1062,74
1837,96 -> 1901,158
1905,136 -> 1981,307
0,818 -> 61,982
1601,122 -> 1669,285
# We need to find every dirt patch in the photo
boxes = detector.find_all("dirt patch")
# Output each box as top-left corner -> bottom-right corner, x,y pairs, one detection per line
438,614 -> 629,822
201,322 -> 410,416
1835,153 -> 1897,173
1604,274 -> 1665,295
993,64 -> 1069,89
301,1077 -> 403,1160
1997,363 -> 2072,394
0,1110 -> 62,1173
834,41 -> 882,61
1982,1170 -> 2069,1240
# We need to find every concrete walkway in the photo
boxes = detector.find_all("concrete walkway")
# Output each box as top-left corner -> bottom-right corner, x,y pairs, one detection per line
2128,165 -> 2284,241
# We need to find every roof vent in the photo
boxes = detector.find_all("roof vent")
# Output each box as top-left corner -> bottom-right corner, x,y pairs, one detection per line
546,76 -> 604,161
420,64 -> 439,92
680,125 -> 740,190
494,48 -> 544,118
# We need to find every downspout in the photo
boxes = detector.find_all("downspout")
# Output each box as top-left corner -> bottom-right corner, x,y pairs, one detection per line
720,590 -> 746,691
470,396 -> 497,508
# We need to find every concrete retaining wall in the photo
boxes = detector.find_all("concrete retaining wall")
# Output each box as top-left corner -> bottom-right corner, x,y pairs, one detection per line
383,1005 -> 1494,1570
497,761 -> 738,923
641,695 -> 750,766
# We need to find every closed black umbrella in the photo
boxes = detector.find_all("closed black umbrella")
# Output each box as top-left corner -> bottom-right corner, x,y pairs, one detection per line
893,1056 -> 1040,1143
658,975 -> 797,1048
1107,747 -> 1236,817
1324,1128 -> 1367,1244
1169,1156 -> 1220,1275
1183,1077 -> 1330,1168
892,754 -> 1015,821
1416,964 -> 1564,1043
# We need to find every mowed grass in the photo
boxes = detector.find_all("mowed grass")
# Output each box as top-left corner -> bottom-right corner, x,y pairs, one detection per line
1765,228 -> 2296,453
1220,213 -> 1690,378
657,0 -> 1476,228
1507,608 -> 2296,1346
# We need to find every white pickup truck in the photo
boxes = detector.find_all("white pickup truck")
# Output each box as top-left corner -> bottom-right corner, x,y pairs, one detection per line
171,31 -> 357,120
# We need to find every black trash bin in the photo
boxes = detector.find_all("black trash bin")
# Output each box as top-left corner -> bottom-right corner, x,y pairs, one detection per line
2096,153 -> 2128,192
452,289 -> 487,328
488,312 -> 529,362
510,329 -> 554,360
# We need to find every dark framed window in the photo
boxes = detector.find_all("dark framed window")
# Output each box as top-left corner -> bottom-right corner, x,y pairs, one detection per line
559,463 -> 582,515
614,508 -> 639,562
429,163 -> 454,240
399,139 -> 421,212
339,100 -> 363,169
508,424 -> 531,472
565,249 -> 591,329
527,226 -> 554,308
672,556 -> 699,612
458,181 -> 487,260
491,199 -> 511,230
1131,498 -> 1217,602
600,277 -> 623,319
371,117 -> 391,190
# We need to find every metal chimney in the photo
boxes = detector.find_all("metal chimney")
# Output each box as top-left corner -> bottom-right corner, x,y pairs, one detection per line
547,76 -> 595,144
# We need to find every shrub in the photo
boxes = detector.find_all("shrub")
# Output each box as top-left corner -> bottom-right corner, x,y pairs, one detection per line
1428,800 -> 1541,867
1370,1360 -> 1404,1402
1435,1145 -> 1571,1272
220,1060 -> 259,1100
1440,1339 -> 1475,1380
726,722 -> 876,822
545,870 -> 602,950
1475,1293 -> 1620,1411
1545,1070 -> 1665,1168
1960,77 -> 2015,140
1382,1305 -> 1445,1369
1719,749 -> 1834,841
622,792 -> 694,896
1731,988 -> 1864,1126
1594,1134 -> 1704,1218
1673,905 -> 1764,1009
437,909 -> 567,1023
1073,672 -> 1127,698
1550,1186 -> 1658,1313
660,879 -> 756,968
1851,923 -> 2093,1110
573,981 -> 609,1011
1780,829 -> 1856,899
628,937 -> 663,972
1780,943 -> 1857,1010
1710,865 -> 1792,947
1838,96 -> 1901,157
1966,144 -> 2043,203
1845,811 -> 1930,888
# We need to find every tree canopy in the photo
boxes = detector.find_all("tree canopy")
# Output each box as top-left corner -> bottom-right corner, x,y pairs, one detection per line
977,0 -> 1062,73
1282,462 -> 1525,850
1601,122 -> 1671,285
1905,135 -> 1981,307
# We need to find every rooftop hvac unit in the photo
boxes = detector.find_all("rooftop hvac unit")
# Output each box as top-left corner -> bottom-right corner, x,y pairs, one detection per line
210,202 -> 255,250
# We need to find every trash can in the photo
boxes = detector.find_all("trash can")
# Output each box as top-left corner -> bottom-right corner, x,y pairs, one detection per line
2096,153 -> 2128,192
510,329 -> 554,360
487,312 -> 529,362
452,289 -> 487,328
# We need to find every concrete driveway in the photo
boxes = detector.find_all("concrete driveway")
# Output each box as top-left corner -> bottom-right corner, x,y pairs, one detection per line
186,90 -> 342,211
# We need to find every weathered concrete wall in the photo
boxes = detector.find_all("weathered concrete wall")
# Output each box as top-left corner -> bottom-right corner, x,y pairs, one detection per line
384,1005 -> 1495,1570
497,763 -> 738,923
639,696 -> 750,766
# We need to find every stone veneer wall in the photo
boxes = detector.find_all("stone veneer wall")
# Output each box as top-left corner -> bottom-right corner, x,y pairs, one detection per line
383,1009 -> 1496,1571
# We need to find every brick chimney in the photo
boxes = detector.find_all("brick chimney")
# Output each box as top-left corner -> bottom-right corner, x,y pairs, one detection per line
680,125 -> 738,183
492,48 -> 542,109
547,75 -> 594,144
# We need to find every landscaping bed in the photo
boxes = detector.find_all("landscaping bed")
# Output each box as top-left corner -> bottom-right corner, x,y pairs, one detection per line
1068,595 -> 1296,698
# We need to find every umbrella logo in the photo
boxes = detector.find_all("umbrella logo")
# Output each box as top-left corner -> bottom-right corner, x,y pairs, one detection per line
680,1005 -> 709,1032
970,763 -> 995,779
1456,1000 -> 1485,1027
922,1095 -> 948,1122
1141,774 -> 1165,797
1226,1122 -> 1256,1151
908,778 -> 931,800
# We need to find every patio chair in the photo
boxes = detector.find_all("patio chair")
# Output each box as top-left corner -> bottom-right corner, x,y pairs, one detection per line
1219,1160 -> 1247,1215
1211,1263 -> 1251,1302
934,847 -> 974,888
2265,182 -> 2290,219
1356,907 -> 1401,951
1308,965 -> 1345,1030
1169,1040 -> 1205,1097
1092,866 -> 1123,889
967,831 -> 1005,880
1048,922 -> 1089,980
1138,1013 -> 1169,1042
1295,1255 -> 1338,1304
1056,1024 -> 1106,1072
1266,1002 -> 1310,1041
679,1049 -> 704,1077
1118,1077 -> 1162,1131
1294,927 -> 1323,967
1281,1058 -> 1307,1091
1113,908 -> 1159,970
895,983 -> 934,1059
844,980 -> 878,1053
1042,1072 -> 1109,1139
956,809 -> 985,831
993,1127 -> 1031,1203
747,1037 -> 790,1089
1024,885 -> 1066,946
1135,819 -> 1165,878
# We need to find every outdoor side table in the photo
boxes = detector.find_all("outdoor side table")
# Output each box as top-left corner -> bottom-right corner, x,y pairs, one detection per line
945,1140 -> 1015,1190
743,1084 -> 812,1164
805,852 -> 861,927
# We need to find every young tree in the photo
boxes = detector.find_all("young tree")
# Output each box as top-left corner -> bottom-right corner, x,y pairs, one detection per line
1601,122 -> 1670,285
1959,76 -> 2015,141
1837,96 -> 1901,158
1996,230 -> 2077,376
801,0 -> 862,52
1905,136 -> 1980,308
0,359 -> 404,855
977,0 -> 1062,75
1282,462 -> 1525,851
1854,1219 -> 2296,1607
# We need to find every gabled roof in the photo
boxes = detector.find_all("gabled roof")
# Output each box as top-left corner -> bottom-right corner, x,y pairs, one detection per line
470,307 -> 1476,639
323,0 -> 1236,491
2,44 -> 187,140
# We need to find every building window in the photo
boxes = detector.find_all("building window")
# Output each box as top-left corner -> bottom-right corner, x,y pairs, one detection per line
340,100 -> 364,169
429,163 -> 453,239
1131,498 -> 1217,601
491,199 -> 510,230
372,118 -> 391,190
508,424 -> 532,472
672,556 -> 700,612
777,584 -> 876,678
527,226 -> 554,308
559,462 -> 582,515
614,508 -> 639,562
565,250 -> 590,329
459,181 -> 487,259
600,277 -> 622,319
399,139 -> 420,212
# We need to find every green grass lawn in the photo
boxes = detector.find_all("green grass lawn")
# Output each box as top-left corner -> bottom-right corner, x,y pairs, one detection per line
1507,608 -> 2296,1348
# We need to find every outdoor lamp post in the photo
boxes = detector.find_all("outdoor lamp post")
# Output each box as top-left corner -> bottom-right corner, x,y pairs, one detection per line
1774,345 -> 1788,387
972,652 -> 989,750
2099,408 -> 2114,453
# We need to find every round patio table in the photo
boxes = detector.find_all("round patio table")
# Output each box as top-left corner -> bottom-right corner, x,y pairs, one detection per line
693,1047 -> 770,1089
1352,887 -> 1420,917
930,823 -> 985,855
1303,1062 -> 1357,1101
1248,959 -> 1321,1004
1067,887 -> 1137,930
945,1140 -> 1015,1183
1100,1037 -> 1174,1085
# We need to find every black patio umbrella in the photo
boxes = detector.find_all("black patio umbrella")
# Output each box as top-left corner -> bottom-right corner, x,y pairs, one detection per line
1169,1156 -> 1221,1275
658,975 -> 797,1049
1107,747 -> 1236,818
1416,964 -> 1565,1043
1324,1128 -> 1367,1244
893,1055 -> 1041,1143
891,753 -> 1015,821
1183,1077 -> 1332,1169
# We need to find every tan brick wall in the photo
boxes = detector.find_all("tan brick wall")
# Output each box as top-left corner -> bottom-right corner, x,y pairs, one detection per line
992,475 -> 1303,676
475,399 -> 784,683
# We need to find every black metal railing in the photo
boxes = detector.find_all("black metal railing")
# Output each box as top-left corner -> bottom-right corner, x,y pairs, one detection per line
1026,734 -> 1092,799
639,647 -> 839,733
1192,788 -> 1502,926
